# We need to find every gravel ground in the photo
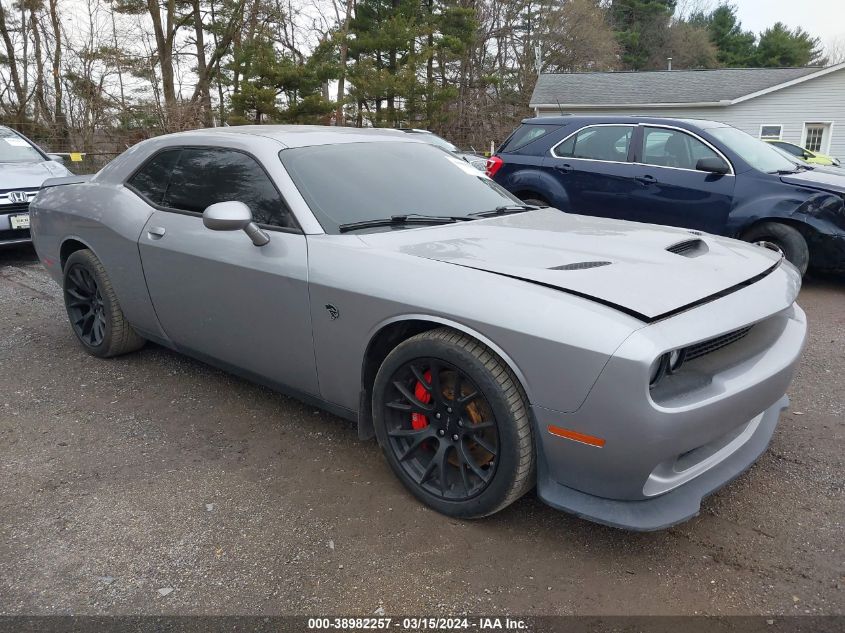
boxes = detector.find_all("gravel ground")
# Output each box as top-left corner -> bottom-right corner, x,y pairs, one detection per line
0,245 -> 842,616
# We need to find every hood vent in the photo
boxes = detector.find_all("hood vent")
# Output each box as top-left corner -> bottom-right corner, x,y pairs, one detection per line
666,238 -> 708,258
549,261 -> 612,271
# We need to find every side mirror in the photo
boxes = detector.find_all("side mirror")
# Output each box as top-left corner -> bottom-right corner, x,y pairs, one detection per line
696,157 -> 730,175
47,153 -> 65,163
202,201 -> 269,247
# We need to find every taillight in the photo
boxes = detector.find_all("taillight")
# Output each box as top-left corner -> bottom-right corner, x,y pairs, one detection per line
486,155 -> 504,178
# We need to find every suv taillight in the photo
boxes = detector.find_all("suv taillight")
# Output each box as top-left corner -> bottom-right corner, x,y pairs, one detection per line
486,156 -> 504,178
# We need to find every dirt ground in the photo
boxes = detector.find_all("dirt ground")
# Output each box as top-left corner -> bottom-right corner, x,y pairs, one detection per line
0,245 -> 842,617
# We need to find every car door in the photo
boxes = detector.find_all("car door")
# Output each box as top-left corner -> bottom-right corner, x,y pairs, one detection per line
132,145 -> 319,397
542,124 -> 640,219
628,126 -> 736,234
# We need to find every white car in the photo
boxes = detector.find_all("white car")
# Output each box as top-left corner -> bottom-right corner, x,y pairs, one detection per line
1,126 -> 72,247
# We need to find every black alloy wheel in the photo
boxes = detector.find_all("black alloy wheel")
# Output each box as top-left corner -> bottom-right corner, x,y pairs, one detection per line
62,248 -> 145,357
383,357 -> 499,501
372,327 -> 535,518
65,263 -> 107,347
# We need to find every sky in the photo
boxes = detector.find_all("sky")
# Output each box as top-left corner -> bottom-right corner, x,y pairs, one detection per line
730,0 -> 845,52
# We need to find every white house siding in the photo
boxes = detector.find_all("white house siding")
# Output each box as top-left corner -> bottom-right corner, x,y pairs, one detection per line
536,68 -> 845,159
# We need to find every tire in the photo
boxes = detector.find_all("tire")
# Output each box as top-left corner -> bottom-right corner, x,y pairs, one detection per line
742,222 -> 809,275
520,197 -> 548,208
372,327 -> 534,518
63,249 -> 145,358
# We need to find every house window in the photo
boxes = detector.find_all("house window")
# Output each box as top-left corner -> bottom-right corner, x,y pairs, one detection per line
760,125 -> 782,140
803,122 -> 832,153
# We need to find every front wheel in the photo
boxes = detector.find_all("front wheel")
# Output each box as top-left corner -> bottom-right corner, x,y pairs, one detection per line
63,249 -> 145,358
372,328 -> 534,518
742,222 -> 809,275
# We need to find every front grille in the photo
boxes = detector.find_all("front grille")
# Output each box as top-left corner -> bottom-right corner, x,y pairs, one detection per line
0,228 -> 31,241
685,326 -> 753,362
666,238 -> 705,256
549,261 -> 611,271
1,202 -> 30,214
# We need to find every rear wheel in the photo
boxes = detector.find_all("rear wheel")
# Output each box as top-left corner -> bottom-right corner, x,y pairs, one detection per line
742,222 -> 809,275
372,328 -> 534,518
520,196 -> 548,208
63,249 -> 145,357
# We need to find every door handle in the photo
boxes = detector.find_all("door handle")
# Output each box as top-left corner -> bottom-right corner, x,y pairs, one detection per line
147,226 -> 166,239
555,163 -> 573,174
635,175 -> 657,185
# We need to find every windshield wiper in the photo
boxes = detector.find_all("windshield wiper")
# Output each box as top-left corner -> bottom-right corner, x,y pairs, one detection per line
770,167 -> 809,175
338,214 -> 473,233
470,204 -> 543,218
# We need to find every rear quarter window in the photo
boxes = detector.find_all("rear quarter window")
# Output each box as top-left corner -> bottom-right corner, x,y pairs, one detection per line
498,124 -> 559,153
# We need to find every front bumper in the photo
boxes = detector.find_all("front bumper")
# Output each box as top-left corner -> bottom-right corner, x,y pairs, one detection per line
1,198 -> 34,247
530,262 -> 806,530
535,395 -> 787,531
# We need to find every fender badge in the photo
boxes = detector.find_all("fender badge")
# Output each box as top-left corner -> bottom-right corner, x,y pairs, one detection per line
325,304 -> 340,320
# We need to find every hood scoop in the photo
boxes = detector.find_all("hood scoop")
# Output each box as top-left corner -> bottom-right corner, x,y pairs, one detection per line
666,238 -> 708,258
549,261 -> 612,271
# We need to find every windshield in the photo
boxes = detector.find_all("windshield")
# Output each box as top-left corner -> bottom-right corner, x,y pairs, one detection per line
708,127 -> 796,173
0,128 -> 44,163
279,142 -> 521,233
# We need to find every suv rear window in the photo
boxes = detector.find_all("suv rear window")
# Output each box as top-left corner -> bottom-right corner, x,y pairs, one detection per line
498,124 -> 558,153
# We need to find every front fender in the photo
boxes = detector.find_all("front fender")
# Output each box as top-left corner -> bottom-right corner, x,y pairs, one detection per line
729,182 -> 845,237
364,313 -> 536,404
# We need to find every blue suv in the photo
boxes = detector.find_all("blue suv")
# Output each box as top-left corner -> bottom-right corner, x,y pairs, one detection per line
488,116 -> 845,274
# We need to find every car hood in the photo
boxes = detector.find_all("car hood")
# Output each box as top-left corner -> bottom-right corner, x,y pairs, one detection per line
359,209 -> 784,321
0,160 -> 71,189
780,168 -> 845,193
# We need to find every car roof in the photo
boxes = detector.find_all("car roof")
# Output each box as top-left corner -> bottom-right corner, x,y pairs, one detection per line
163,125 -> 426,149
520,115 -> 731,130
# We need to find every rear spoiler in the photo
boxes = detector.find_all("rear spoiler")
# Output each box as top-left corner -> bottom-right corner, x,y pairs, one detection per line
41,174 -> 92,189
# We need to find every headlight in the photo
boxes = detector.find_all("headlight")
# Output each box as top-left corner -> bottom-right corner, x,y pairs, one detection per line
668,349 -> 686,372
649,354 -> 669,389
649,349 -> 686,389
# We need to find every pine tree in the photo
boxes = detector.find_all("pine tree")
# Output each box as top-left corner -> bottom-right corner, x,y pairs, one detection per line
610,0 -> 676,70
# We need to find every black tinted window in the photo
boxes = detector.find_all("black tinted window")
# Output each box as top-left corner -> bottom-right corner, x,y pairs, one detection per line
163,148 -> 296,229
279,142 -> 520,233
127,149 -> 181,205
499,124 -> 558,152
554,125 -> 634,162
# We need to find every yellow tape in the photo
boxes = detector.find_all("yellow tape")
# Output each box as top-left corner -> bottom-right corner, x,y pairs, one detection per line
69,152 -> 84,162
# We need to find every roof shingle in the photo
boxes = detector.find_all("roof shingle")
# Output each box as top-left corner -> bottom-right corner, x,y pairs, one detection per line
530,67 -> 823,107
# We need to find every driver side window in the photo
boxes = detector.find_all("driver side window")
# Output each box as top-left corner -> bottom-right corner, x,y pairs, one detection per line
164,148 -> 297,229
129,147 -> 297,230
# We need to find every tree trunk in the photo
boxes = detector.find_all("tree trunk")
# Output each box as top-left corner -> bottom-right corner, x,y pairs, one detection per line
0,2 -> 26,121
335,0 -> 355,126
49,0 -> 68,149
30,9 -> 48,124
147,0 -> 176,109
191,0 -> 213,126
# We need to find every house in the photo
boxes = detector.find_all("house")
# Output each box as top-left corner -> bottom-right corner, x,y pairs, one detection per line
529,63 -> 845,159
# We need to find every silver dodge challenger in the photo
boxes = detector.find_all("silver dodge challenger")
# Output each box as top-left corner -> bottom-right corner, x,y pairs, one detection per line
30,126 -> 807,530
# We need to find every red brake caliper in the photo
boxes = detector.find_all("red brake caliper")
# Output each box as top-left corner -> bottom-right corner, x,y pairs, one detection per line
411,370 -> 432,430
